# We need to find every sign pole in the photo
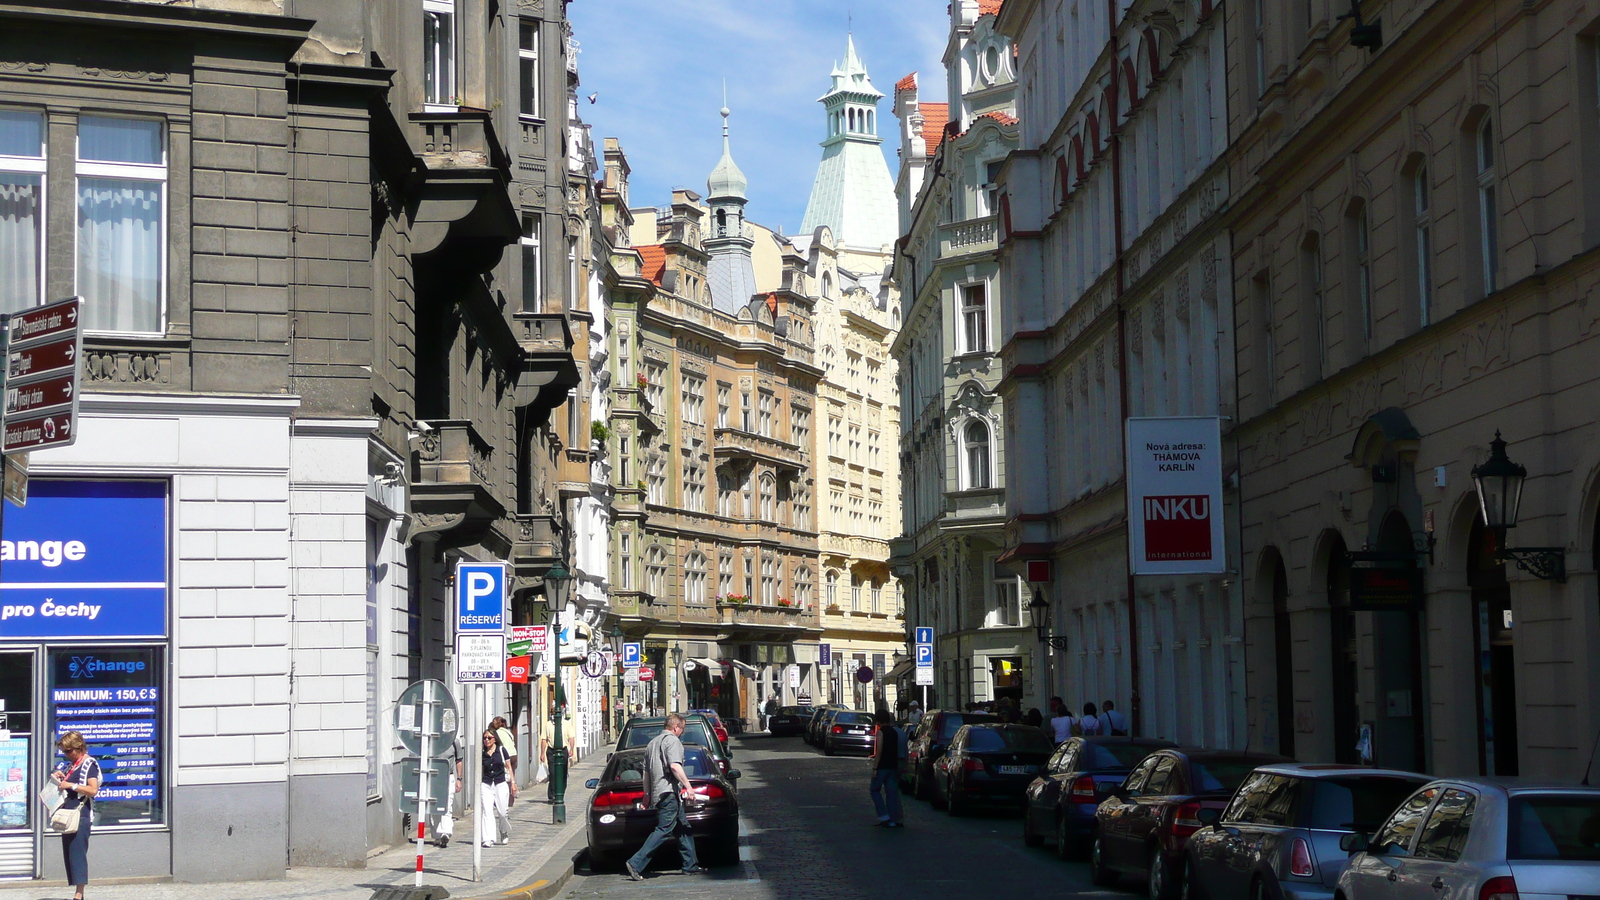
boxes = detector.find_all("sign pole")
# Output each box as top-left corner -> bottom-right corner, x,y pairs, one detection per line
415,680 -> 434,888
472,682 -> 481,881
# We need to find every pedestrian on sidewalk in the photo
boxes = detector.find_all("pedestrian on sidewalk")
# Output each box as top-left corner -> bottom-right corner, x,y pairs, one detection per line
1099,700 -> 1129,736
869,710 -> 904,828
540,710 -> 576,801
433,734 -> 463,847
491,715 -> 519,787
480,729 -> 515,847
1079,702 -> 1101,736
625,714 -> 705,880
50,731 -> 99,900
1048,697 -> 1076,744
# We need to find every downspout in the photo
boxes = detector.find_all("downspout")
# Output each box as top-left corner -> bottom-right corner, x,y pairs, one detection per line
1106,0 -> 1142,736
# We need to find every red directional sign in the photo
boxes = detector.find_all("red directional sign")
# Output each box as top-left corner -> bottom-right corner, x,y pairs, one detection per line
5,374 -> 74,417
7,298 -> 80,345
7,337 -> 76,381
3,410 -> 74,453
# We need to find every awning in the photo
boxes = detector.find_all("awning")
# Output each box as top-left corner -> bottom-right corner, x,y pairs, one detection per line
690,657 -> 725,678
886,659 -> 916,680
728,660 -> 758,676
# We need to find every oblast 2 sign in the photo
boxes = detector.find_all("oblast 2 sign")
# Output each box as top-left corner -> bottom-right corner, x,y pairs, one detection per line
1125,417 -> 1226,575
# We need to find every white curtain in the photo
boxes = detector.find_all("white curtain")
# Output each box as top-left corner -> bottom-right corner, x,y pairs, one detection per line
77,177 -> 162,333
0,175 -> 40,314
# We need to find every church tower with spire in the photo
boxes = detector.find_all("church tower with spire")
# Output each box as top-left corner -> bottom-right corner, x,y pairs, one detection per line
704,106 -> 758,314
799,36 -> 899,255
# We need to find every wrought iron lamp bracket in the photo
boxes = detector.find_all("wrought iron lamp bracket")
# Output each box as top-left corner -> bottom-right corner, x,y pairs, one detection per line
1500,547 -> 1566,583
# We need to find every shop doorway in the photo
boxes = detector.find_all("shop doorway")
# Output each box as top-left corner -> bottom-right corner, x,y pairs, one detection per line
0,650 -> 37,877
1372,512 -> 1425,772
990,657 -> 1024,706
1468,519 -> 1518,775
1270,556 -> 1295,759
1325,539 -> 1361,764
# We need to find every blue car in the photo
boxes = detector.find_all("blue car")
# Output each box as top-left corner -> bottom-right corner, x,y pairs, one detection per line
1021,737 -> 1176,857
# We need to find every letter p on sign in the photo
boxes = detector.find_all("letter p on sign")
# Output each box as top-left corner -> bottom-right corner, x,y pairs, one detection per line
466,572 -> 495,610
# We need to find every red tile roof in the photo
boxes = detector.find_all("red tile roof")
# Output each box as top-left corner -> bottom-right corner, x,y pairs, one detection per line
979,0 -> 1004,16
979,110 -> 1019,127
637,244 -> 666,285
920,102 -> 948,157
896,71 -> 917,94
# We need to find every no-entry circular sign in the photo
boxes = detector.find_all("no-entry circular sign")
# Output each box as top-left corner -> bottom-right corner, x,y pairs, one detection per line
855,665 -> 875,684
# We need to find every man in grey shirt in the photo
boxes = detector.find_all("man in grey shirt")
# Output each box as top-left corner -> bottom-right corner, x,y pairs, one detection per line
625,714 -> 705,880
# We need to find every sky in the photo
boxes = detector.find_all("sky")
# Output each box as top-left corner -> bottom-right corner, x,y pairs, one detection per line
568,0 -> 951,237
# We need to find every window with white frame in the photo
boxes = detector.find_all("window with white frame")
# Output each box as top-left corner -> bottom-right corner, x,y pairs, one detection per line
758,390 -> 774,437
641,361 -> 665,408
1,109 -> 45,314
761,555 -> 775,604
518,19 -> 540,118
989,560 -> 1022,627
684,552 -> 707,605
718,554 -> 733,597
741,390 -> 752,431
791,406 -> 810,448
1477,119 -> 1499,293
871,580 -> 882,614
716,384 -> 730,428
423,0 -> 456,107
619,531 -> 631,590
793,483 -> 810,530
850,574 -> 862,612
77,116 -> 166,334
743,554 -> 754,595
567,236 -> 578,309
520,214 -> 542,312
741,471 -> 753,518
828,416 -> 842,458
1351,203 -> 1372,345
759,473 -> 777,521
825,571 -> 838,609
982,160 -> 1003,216
645,545 -> 665,597
681,374 -> 706,425
645,454 -> 665,505
961,283 -> 988,353
794,567 -> 813,608
717,471 -> 736,517
1414,164 -> 1433,326
963,419 -> 992,489
682,454 -> 705,512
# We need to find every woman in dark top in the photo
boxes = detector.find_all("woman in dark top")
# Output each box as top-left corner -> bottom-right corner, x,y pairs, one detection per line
479,729 -> 515,847
52,731 -> 100,900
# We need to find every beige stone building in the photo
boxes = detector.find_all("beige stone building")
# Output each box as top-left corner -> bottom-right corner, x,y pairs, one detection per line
1227,0 -> 1600,778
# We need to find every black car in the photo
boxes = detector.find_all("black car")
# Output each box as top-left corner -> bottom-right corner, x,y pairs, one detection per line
1023,737 -> 1178,858
766,705 -> 812,737
931,723 -> 1056,816
904,709 -> 1000,799
823,710 -> 877,756
1090,749 -> 1289,898
583,745 -> 740,870
804,705 -> 848,746
614,716 -> 738,787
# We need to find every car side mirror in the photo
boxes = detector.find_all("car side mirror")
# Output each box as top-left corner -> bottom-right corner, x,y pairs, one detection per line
1197,808 -> 1221,827
728,769 -> 742,780
606,752 -> 613,762
1340,832 -> 1370,854
584,778 -> 599,789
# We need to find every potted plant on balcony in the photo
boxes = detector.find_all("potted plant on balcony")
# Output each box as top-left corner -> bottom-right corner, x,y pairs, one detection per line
720,594 -> 750,606
776,597 -> 794,609
635,372 -> 649,388
825,604 -> 843,614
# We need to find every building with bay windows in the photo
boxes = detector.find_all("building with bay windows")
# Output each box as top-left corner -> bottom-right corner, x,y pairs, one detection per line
0,0 -> 583,882
888,1 -> 1031,713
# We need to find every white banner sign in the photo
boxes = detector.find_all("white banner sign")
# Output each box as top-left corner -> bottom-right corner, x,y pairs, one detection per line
915,666 -> 934,686
1125,416 -> 1226,575
456,634 -> 506,683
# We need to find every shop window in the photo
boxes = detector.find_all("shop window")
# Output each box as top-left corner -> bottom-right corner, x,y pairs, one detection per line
77,116 -> 165,334
48,646 -> 166,826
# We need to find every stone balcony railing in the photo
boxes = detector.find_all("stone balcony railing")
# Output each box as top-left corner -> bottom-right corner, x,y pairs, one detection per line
716,601 -> 814,630
713,427 -> 805,474
937,214 -> 998,258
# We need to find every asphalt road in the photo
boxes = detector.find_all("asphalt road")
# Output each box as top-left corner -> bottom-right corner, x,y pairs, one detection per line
557,731 -> 1128,900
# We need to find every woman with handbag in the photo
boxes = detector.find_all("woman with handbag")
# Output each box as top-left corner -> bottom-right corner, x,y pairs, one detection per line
51,731 -> 99,900
479,729 -> 515,847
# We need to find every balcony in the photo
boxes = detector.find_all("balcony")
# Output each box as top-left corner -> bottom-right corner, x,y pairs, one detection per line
513,313 -> 580,423
409,420 -> 506,550
715,601 -> 819,638
407,109 -> 518,268
713,427 -> 805,475
937,215 -> 999,259
510,512 -> 561,596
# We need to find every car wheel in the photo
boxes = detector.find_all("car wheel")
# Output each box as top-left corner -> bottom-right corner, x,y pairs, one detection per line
947,786 -> 965,817
1055,814 -> 1074,859
931,774 -> 949,810
823,740 -> 835,756
1180,858 -> 1205,900
1022,808 -> 1043,847
1090,834 -> 1119,887
1250,877 -> 1270,900
586,847 -> 608,872
1148,850 -> 1175,900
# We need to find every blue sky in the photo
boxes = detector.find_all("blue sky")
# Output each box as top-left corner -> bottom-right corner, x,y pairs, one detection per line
568,0 -> 950,237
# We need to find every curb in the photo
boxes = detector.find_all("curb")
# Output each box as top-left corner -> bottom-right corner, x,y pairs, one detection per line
460,828 -> 588,900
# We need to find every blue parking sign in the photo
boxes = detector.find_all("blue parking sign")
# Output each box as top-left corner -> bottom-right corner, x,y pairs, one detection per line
455,562 -> 507,632
622,642 -> 641,668
915,644 -> 933,665
915,626 -> 933,646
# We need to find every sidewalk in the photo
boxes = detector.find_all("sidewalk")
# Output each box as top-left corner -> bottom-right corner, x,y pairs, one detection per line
0,754 -> 607,900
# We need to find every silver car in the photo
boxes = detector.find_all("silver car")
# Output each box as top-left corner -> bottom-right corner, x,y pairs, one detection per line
1336,780 -> 1600,900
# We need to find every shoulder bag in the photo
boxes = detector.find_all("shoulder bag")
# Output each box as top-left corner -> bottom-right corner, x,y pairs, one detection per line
47,758 -> 87,835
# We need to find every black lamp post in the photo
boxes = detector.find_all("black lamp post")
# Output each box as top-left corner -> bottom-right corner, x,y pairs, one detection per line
1471,431 -> 1565,582
608,622 -> 625,734
543,559 -> 572,823
1029,587 -> 1070,650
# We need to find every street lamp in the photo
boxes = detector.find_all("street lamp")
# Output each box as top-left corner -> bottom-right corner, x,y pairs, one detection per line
1471,431 -> 1565,581
1029,587 -> 1070,650
543,559 -> 572,824
607,622 -> 625,734
671,645 -> 684,711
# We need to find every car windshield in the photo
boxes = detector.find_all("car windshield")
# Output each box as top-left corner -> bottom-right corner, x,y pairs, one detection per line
940,713 -> 997,741
623,723 -> 718,752
607,748 -> 718,782
1089,743 -> 1169,769
1192,760 -> 1264,794
1508,794 -> 1600,861
833,712 -> 873,726
779,706 -> 808,715
1306,777 -> 1431,831
965,728 -> 1054,753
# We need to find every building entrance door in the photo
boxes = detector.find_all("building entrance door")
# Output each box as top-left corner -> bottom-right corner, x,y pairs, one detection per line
1468,521 -> 1518,775
0,649 -> 38,877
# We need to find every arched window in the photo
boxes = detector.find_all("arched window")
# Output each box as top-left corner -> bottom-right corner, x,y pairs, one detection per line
716,208 -> 727,236
1411,160 -> 1433,326
684,552 -> 707,605
848,108 -> 856,132
964,420 -> 991,489
825,570 -> 839,609
821,271 -> 833,298
1476,118 -> 1498,293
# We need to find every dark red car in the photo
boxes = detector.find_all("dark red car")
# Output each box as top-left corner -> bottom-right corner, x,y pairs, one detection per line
1091,749 -> 1290,899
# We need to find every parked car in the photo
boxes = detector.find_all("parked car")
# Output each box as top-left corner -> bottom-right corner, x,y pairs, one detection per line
1090,749 -> 1290,897
1023,737 -> 1178,858
931,723 -> 1056,816
805,705 -> 848,746
823,710 -> 877,756
690,709 -> 730,747
1183,763 -> 1432,900
614,716 -> 738,787
905,709 -> 1000,799
766,705 -> 812,737
1336,780 -> 1600,900
583,745 -> 740,870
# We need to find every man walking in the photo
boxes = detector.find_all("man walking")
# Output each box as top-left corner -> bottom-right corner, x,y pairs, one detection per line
1099,700 -> 1129,736
869,710 -> 904,828
625,714 -> 706,880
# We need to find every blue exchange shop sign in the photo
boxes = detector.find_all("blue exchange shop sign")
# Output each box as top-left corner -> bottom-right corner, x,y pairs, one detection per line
0,480 -> 168,640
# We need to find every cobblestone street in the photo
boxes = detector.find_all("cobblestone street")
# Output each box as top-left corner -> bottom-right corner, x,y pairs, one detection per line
559,734 -> 1113,900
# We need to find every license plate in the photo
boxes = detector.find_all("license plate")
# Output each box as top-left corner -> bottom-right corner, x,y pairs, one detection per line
997,765 -> 1034,775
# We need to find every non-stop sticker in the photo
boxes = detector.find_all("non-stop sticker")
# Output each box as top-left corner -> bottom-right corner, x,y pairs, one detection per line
1,600 -> 103,620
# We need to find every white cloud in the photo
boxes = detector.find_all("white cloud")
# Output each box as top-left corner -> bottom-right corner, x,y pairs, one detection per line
569,0 -> 948,236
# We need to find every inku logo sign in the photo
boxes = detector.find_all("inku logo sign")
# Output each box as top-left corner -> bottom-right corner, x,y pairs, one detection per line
1126,418 -> 1226,575
0,480 -> 168,639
